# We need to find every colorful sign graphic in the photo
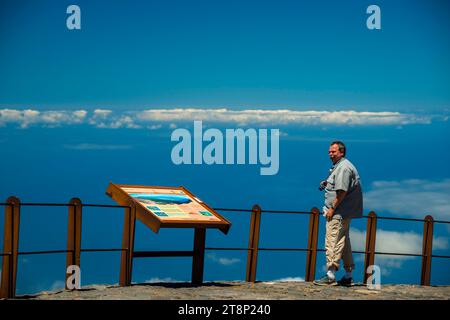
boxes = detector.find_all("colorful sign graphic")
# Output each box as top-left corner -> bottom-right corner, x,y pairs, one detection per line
120,186 -> 222,222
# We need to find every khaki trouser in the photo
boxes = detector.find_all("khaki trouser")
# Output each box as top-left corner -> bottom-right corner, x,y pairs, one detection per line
325,217 -> 355,271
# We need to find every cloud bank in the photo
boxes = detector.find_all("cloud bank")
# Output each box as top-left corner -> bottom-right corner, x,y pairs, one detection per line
271,277 -> 305,282
144,277 -> 182,283
207,253 -> 241,266
350,228 -> 448,276
0,109 -> 87,128
365,179 -> 450,221
0,108 -> 437,128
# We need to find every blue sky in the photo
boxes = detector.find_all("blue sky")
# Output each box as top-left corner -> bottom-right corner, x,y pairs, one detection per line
1,0 -> 450,295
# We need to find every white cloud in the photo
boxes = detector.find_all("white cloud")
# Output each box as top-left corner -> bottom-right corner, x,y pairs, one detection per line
88,109 -> 113,127
93,109 -> 112,117
93,115 -> 142,129
147,124 -> 162,130
0,108 -> 439,128
144,277 -> 181,283
0,109 -> 87,128
217,257 -> 241,266
72,110 -> 87,120
133,109 -> 432,126
365,179 -> 450,221
350,228 -> 448,275
207,253 -> 241,266
271,277 -> 305,282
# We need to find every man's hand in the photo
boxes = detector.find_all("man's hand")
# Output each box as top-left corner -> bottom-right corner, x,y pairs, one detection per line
326,208 -> 335,221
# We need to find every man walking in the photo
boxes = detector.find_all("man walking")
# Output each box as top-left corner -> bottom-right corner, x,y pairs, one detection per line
314,141 -> 363,286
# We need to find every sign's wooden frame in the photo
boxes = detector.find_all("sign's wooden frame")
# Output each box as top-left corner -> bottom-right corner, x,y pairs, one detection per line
106,182 -> 232,285
106,182 -> 231,234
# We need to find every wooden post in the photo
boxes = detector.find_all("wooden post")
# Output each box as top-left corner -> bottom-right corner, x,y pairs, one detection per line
120,202 -> 136,286
66,198 -> 82,290
305,207 -> 320,282
0,196 -> 21,299
192,227 -> 206,285
420,215 -> 434,286
363,211 -> 377,284
246,204 -> 261,283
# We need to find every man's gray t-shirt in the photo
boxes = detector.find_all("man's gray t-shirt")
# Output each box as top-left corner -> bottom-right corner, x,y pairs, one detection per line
324,158 -> 363,219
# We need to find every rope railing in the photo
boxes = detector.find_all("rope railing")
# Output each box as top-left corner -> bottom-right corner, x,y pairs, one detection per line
0,199 -> 135,298
17,249 -> 74,256
2,201 -> 446,222
0,200 -> 449,299
80,248 -> 127,253
1,202 -> 130,258
209,207 -> 449,286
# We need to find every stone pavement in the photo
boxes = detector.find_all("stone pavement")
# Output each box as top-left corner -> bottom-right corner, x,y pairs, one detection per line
16,281 -> 450,300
